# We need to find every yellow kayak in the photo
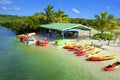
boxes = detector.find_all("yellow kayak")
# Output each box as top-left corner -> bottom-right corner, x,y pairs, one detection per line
86,55 -> 118,61
87,51 -> 101,57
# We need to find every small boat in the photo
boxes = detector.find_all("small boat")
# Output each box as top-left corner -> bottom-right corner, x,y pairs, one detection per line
63,45 -> 73,49
86,55 -> 117,61
74,47 -> 94,54
104,61 -> 120,71
87,51 -> 101,57
74,50 -> 85,54
63,44 -> 81,50
68,49 -> 79,52
76,52 -> 86,56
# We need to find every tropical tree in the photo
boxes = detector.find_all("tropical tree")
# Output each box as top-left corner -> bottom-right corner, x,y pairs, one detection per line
93,11 -> 120,45
40,4 -> 55,23
70,18 -> 80,23
19,15 -> 40,34
79,18 -> 88,25
93,11 -> 114,36
54,10 -> 69,22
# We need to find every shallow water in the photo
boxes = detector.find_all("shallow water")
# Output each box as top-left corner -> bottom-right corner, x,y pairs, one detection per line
0,26 -> 120,80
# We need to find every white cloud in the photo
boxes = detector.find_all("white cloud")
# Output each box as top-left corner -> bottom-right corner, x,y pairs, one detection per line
72,8 -> 80,14
13,7 -> 22,11
1,6 -> 22,11
1,6 -> 9,10
0,0 -> 12,5
0,0 -> 22,11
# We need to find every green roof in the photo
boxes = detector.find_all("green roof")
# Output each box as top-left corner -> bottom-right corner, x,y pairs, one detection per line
40,23 -> 84,31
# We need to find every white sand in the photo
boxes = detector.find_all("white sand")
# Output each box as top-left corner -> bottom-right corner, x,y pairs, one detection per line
33,29 -> 120,80
35,29 -> 120,57
34,28 -> 120,60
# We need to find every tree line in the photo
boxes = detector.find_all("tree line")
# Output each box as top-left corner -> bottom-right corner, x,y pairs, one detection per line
0,4 -> 120,36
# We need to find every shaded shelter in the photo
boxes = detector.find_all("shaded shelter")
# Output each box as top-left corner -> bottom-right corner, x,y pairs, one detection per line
39,23 -> 91,41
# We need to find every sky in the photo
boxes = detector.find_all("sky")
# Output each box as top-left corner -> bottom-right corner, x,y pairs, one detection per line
0,0 -> 120,19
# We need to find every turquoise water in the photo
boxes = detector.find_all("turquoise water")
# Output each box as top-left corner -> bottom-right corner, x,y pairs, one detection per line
0,26 -> 120,80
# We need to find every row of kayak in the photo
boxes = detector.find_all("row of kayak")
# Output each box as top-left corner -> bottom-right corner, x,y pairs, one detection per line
63,44 -> 120,71
63,44 -> 101,57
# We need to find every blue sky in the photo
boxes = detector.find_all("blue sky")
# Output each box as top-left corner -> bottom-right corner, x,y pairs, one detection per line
0,0 -> 120,19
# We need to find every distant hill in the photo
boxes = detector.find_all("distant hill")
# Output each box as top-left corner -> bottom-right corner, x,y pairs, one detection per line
0,14 -> 21,20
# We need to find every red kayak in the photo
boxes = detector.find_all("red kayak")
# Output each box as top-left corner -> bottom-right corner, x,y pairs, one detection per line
104,61 -> 120,71
76,52 -> 86,56
74,50 -> 84,54
75,48 -> 94,55
68,49 -> 79,52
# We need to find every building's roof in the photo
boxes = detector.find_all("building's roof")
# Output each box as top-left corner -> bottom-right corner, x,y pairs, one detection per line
40,23 -> 86,31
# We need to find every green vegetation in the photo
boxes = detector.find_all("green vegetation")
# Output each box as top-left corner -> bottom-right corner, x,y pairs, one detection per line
0,15 -> 40,34
0,14 -> 21,20
92,33 -> 115,40
93,12 -> 114,35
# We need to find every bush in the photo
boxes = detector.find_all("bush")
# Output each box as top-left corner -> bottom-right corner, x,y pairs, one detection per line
92,33 -> 115,40
92,33 -> 100,39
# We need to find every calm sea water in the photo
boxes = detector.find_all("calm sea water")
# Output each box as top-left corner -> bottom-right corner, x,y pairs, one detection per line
0,26 -> 120,80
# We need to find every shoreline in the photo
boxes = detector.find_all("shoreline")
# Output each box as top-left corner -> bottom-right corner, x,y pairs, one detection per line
35,32 -> 120,56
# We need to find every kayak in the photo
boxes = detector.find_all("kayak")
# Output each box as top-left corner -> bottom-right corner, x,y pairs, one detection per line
68,49 -> 79,52
76,52 -> 86,56
75,47 -> 94,54
87,51 -> 101,57
74,50 -> 85,54
86,55 -> 117,61
75,48 -> 94,56
63,45 -> 73,49
104,61 -> 120,71
64,45 -> 82,51
63,44 -> 75,49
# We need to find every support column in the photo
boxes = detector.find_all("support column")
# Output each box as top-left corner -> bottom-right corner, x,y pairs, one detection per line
89,30 -> 91,39
76,31 -> 79,42
62,31 -> 64,40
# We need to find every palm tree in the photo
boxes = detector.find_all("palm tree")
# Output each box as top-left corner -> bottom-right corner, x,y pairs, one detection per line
40,4 -> 55,23
93,11 -> 114,37
93,11 -> 120,45
54,10 -> 69,22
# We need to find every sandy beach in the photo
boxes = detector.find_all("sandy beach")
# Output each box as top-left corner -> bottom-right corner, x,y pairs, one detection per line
35,28 -> 120,58
29,29 -> 120,80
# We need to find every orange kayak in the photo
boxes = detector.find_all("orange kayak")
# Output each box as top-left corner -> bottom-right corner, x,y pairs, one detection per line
86,55 -> 117,61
